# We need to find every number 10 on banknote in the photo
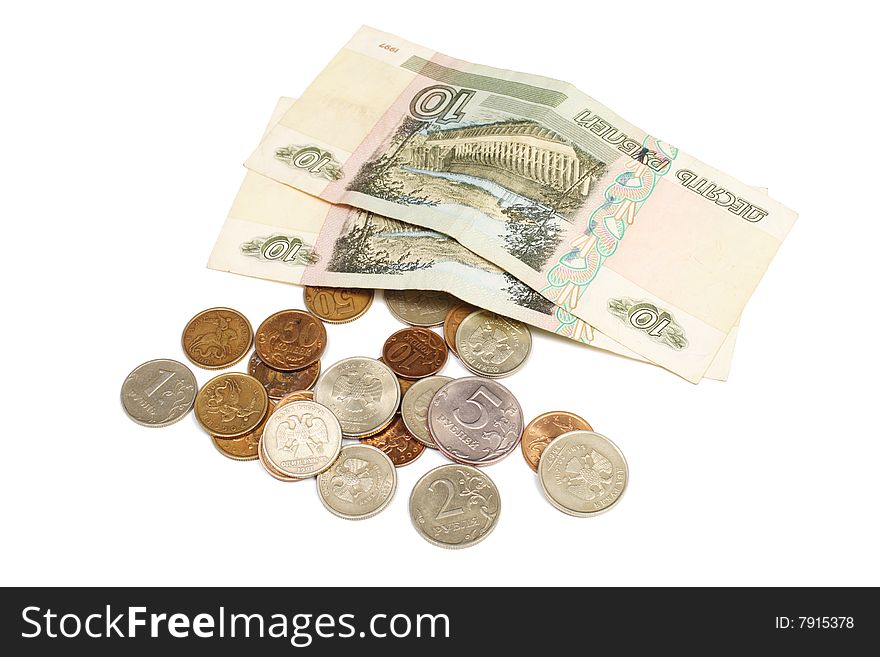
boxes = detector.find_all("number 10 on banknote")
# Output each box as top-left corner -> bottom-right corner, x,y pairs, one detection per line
246,26 -> 797,382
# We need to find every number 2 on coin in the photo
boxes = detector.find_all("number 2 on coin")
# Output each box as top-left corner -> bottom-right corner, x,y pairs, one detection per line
453,386 -> 502,430
429,478 -> 464,520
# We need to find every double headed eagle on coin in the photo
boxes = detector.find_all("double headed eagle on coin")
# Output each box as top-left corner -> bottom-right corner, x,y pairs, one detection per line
465,321 -> 513,365
275,414 -> 330,457
562,450 -> 614,501
330,457 -> 375,503
332,373 -> 382,409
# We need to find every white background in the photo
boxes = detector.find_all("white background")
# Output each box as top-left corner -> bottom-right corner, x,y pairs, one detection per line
2,1 -> 878,587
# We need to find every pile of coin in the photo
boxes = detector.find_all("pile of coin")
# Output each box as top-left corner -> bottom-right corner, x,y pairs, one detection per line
120,286 -> 629,548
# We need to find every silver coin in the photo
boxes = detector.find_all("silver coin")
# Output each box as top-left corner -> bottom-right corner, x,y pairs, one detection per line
314,357 -> 400,438
409,464 -> 501,549
384,289 -> 456,327
261,400 -> 342,478
259,436 -> 303,482
316,444 -> 397,520
455,310 -> 531,378
120,359 -> 197,427
401,375 -> 452,448
538,430 -> 628,517
427,377 -> 523,466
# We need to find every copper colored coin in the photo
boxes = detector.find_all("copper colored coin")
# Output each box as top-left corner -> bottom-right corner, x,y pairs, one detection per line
377,357 -> 414,409
303,286 -> 374,324
247,352 -> 320,400
360,416 -> 425,467
382,328 -> 448,379
259,437 -> 302,482
255,310 -> 326,371
521,411 -> 593,472
181,307 -> 252,369
195,373 -> 269,438
211,401 -> 275,461
443,302 -> 477,356
274,389 -> 314,409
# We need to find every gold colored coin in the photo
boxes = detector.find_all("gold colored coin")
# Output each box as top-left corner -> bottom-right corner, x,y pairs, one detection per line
443,302 -> 477,356
210,401 -> 275,461
274,389 -> 314,409
254,309 -> 327,371
195,373 -> 268,438
248,352 -> 320,400
521,411 -> 592,472
303,286 -> 374,324
181,307 -> 252,369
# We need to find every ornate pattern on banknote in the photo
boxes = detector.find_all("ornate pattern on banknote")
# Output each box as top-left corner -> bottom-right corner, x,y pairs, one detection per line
275,144 -> 343,181
543,136 -> 679,342
240,234 -> 319,266
607,297 -> 688,350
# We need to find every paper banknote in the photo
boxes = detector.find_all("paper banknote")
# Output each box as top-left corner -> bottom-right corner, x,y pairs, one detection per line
214,98 -> 737,381
245,27 -> 796,382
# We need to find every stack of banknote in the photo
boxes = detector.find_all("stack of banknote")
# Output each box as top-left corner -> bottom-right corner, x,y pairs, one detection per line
209,26 -> 797,383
